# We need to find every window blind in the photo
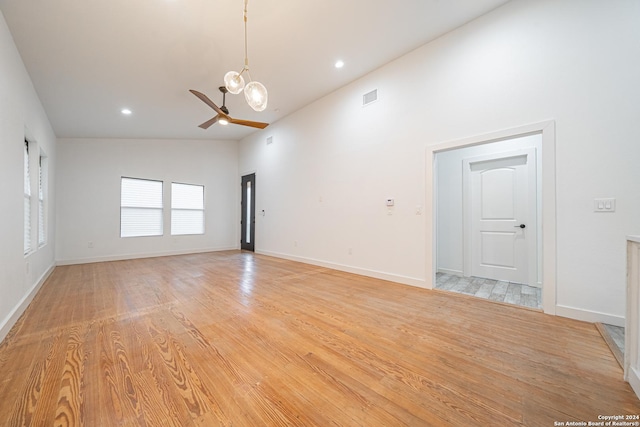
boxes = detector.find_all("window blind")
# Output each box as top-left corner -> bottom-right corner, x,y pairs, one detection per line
120,177 -> 163,237
171,182 -> 204,235
24,141 -> 31,254
38,156 -> 45,246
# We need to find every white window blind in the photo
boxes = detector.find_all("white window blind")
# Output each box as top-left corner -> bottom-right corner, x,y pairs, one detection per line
38,155 -> 46,246
171,182 -> 204,235
24,141 -> 31,254
120,177 -> 163,237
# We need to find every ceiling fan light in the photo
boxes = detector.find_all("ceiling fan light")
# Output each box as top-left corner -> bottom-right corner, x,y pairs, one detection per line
244,81 -> 268,112
224,71 -> 245,94
219,117 -> 229,126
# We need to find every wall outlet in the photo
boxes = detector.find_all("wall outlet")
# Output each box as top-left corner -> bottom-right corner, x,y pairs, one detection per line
594,198 -> 616,212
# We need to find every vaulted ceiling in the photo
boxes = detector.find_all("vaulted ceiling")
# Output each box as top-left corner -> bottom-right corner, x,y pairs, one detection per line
0,0 -> 510,140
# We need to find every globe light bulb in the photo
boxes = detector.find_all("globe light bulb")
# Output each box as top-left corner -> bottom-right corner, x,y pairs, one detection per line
244,81 -> 268,112
224,71 -> 245,94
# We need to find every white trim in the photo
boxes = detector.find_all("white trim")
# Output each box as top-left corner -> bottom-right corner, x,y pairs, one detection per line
56,247 -> 238,266
625,238 -> 640,394
426,120 -> 557,315
628,367 -> 640,400
257,250 -> 426,289
0,263 -> 55,344
555,304 -> 624,327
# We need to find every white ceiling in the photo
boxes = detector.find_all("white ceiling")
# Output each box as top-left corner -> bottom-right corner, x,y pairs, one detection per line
0,0 -> 510,140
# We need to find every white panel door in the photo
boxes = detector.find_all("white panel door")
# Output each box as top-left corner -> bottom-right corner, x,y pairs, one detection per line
463,148 -> 536,285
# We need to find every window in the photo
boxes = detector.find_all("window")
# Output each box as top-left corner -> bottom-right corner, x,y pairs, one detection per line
120,177 -> 163,237
38,155 -> 46,247
171,182 -> 204,235
24,140 -> 31,254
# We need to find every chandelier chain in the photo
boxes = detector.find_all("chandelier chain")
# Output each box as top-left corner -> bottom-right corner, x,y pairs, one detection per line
244,0 -> 249,70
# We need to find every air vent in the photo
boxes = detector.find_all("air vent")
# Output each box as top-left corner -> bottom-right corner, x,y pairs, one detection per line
363,89 -> 378,106
266,136 -> 273,145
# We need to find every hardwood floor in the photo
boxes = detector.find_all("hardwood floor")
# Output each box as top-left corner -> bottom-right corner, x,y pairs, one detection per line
0,251 -> 638,426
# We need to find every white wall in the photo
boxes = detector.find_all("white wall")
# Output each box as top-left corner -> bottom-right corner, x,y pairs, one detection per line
0,10 -> 57,341
239,0 -> 640,324
56,138 -> 239,264
436,134 -> 542,284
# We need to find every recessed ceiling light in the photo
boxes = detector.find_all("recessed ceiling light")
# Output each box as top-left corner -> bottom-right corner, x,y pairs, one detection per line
335,60 -> 344,69
121,108 -> 132,115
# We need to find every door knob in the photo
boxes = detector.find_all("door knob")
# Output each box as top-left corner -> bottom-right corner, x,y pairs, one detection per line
514,224 -> 526,229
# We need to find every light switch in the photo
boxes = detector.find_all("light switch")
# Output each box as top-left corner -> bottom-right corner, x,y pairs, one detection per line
594,198 -> 616,212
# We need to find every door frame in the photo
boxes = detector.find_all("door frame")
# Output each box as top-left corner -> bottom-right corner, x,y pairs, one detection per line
426,121 -> 556,314
463,147 -> 537,286
241,173 -> 256,252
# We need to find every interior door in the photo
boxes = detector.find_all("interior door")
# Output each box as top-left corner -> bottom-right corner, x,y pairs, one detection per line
463,148 -> 536,284
241,173 -> 255,251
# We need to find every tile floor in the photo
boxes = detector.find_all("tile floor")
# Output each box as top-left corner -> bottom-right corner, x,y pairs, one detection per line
604,323 -> 625,354
435,272 -> 542,310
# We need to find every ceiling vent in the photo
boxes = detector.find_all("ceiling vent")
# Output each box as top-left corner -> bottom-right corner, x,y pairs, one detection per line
362,89 -> 378,106
266,136 -> 273,145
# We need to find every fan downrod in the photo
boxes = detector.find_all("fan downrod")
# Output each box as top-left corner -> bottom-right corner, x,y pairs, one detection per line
218,86 -> 230,115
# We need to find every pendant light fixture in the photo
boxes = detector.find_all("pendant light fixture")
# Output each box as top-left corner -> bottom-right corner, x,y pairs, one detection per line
223,0 -> 268,112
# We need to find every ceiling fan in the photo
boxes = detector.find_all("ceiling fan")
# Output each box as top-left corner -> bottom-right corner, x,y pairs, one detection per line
189,87 -> 269,130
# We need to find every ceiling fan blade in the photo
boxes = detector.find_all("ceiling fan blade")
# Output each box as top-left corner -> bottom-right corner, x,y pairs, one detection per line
198,115 -> 220,129
228,117 -> 269,129
189,89 -> 226,116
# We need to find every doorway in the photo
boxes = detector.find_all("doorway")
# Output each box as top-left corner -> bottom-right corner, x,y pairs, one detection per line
425,121 -> 557,314
241,173 -> 255,252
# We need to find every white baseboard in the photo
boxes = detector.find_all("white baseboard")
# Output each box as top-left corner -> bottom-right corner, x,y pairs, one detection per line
0,263 -> 55,344
436,268 -> 463,276
256,250 -> 426,289
555,304 -> 625,327
56,246 -> 239,266
628,367 -> 640,400
53,250 -> 628,329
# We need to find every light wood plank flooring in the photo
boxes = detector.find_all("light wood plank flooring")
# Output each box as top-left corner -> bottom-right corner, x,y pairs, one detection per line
0,251 -> 638,426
